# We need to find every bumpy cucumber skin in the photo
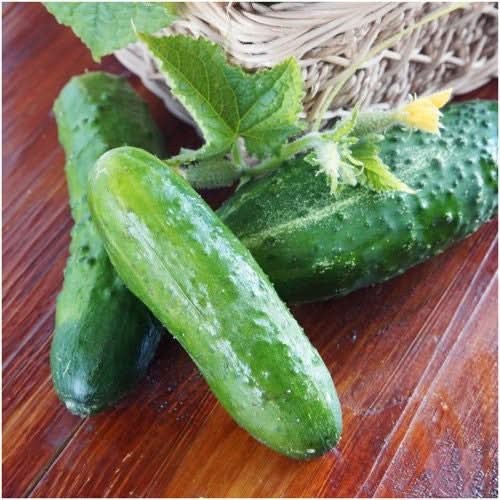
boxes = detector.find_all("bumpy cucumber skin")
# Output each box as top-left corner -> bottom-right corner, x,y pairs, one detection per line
51,72 -> 165,416
218,101 -> 498,303
88,147 -> 342,459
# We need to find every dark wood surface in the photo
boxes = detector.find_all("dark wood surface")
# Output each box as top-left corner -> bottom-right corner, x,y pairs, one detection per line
2,3 -> 498,498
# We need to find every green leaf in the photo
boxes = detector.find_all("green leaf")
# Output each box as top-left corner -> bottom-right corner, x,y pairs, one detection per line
44,2 -> 178,61
329,104 -> 360,141
351,141 -> 415,193
139,34 -> 304,161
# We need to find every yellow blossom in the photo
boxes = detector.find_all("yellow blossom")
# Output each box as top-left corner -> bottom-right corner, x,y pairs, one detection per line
427,89 -> 452,108
397,89 -> 452,134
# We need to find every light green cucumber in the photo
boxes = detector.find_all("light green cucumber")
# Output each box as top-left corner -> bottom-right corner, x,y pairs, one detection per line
88,147 -> 342,459
51,72 -> 165,416
218,101 -> 498,303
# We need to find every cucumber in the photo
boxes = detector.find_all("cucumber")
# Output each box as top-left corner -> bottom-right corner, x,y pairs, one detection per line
51,72 -> 165,416
88,147 -> 342,459
218,101 -> 498,303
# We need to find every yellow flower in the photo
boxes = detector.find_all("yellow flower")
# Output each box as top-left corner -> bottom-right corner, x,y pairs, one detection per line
427,89 -> 453,108
397,89 -> 452,134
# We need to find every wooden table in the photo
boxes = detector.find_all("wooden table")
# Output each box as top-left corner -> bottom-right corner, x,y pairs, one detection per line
3,4 -> 498,498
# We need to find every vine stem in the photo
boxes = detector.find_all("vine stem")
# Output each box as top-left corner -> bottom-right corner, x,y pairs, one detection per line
242,108 -> 398,178
311,2 -> 466,132
231,140 -> 246,170
241,133 -> 322,177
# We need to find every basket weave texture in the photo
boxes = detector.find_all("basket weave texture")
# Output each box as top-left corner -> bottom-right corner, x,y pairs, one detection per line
115,2 -> 498,127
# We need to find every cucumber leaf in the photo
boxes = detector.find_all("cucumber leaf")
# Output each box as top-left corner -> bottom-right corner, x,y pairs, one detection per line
351,141 -> 415,193
139,33 -> 304,162
44,2 -> 179,61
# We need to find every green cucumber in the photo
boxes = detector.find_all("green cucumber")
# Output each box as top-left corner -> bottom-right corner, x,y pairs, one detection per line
88,147 -> 342,459
51,72 -> 165,416
218,101 -> 498,303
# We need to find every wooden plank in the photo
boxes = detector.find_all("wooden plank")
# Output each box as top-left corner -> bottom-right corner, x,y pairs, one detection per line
374,276 -> 498,498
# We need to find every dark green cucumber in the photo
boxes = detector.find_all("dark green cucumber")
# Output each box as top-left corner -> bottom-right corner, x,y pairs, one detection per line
51,72 -> 165,416
88,147 -> 342,459
218,101 -> 498,303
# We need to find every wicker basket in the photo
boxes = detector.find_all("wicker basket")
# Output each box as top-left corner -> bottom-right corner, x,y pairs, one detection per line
115,2 -> 498,127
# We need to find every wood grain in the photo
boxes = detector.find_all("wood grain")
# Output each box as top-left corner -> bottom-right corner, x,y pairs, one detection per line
2,4 -> 498,498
